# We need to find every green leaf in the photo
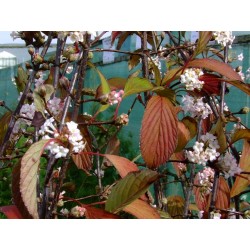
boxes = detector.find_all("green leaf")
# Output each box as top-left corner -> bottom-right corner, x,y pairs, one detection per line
123,77 -> 154,99
20,139 -> 58,218
210,118 -> 227,153
193,31 -> 213,57
88,61 -> 111,113
231,128 -> 250,144
128,69 -> 141,79
87,61 -> 110,95
152,86 -> 176,104
33,85 -> 54,117
14,66 -> 28,93
161,67 -> 183,86
105,169 -> 158,213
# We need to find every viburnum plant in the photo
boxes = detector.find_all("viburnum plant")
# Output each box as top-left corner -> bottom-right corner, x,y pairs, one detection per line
0,31 -> 250,219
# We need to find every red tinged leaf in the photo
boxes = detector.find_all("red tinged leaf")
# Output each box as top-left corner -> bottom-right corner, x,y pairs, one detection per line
72,145 -> 93,175
215,177 -> 230,211
111,31 -> 122,45
140,96 -> 178,168
12,160 -> 33,219
175,121 -> 191,152
20,139 -> 59,219
170,151 -> 187,177
123,198 -> 160,219
231,140 -> 250,197
102,136 -> 120,168
84,206 -> 120,219
104,154 -> 139,178
194,174 -> 230,214
0,205 -> 23,219
188,58 -> 242,81
198,73 -> 221,95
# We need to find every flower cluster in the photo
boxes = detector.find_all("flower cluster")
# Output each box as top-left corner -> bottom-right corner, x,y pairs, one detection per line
12,103 -> 36,135
180,68 -> 204,91
218,152 -> 242,179
186,133 -> 220,166
46,141 -> 69,159
213,31 -> 235,48
108,90 -> 124,105
66,121 -> 86,153
197,167 -> 214,196
70,206 -> 86,218
181,95 -> 212,119
47,97 -> 65,116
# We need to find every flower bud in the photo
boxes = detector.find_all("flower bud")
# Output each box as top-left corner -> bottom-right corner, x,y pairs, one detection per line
25,62 -> 32,70
69,53 -> 78,62
28,47 -> 35,55
239,107 -> 250,114
38,85 -> 47,98
35,72 -> 41,79
115,113 -> 129,126
88,52 -> 93,59
33,53 -> 44,65
98,94 -> 109,104
40,63 -> 50,70
59,76 -> 70,89
27,93 -> 34,104
235,66 -> 242,72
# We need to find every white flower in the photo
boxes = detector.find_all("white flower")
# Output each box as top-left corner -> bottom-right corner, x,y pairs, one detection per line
186,133 -> 220,166
238,71 -> 245,81
238,53 -> 244,61
182,95 -> 212,119
66,121 -> 86,153
20,103 -> 35,120
213,31 -> 235,48
66,65 -> 73,74
210,211 -> 221,219
94,169 -> 105,178
70,32 -> 84,43
198,210 -> 204,219
180,68 -> 204,91
39,117 -> 58,137
197,167 -> 214,195
47,97 -> 64,116
218,152 -> 242,179
46,142 -> 69,159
